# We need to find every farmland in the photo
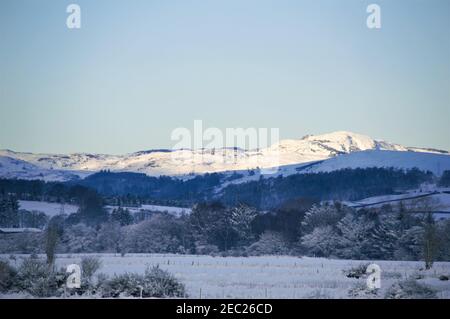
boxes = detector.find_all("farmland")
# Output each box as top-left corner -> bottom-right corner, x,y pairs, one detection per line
2,254 -> 449,299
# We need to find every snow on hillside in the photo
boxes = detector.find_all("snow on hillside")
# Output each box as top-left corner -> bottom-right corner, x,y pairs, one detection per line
0,131 -> 448,181
305,150 -> 450,176
0,156 -> 90,181
294,131 -> 407,153
215,150 -> 450,189
18,200 -> 79,217
343,191 -> 450,219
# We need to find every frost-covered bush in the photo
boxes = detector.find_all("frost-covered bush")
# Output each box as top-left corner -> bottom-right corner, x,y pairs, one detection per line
348,282 -> 379,298
246,231 -> 290,256
141,266 -> 186,298
101,273 -> 143,298
100,266 -> 186,298
16,256 -> 66,297
343,263 -> 370,279
0,260 -> 17,292
81,256 -> 102,283
385,279 -> 436,299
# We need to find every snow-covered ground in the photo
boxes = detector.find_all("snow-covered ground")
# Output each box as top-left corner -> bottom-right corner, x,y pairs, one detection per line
305,150 -> 450,175
213,150 -> 450,189
2,254 -> 449,299
342,191 -> 450,219
18,200 -> 79,217
0,156 -> 89,181
105,205 -> 191,216
17,201 -> 190,217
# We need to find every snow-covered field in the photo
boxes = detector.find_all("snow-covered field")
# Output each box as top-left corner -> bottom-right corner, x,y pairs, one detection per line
345,192 -> 450,210
341,191 -> 450,219
18,200 -> 79,217
17,201 -> 191,218
105,205 -> 191,216
2,254 -> 449,299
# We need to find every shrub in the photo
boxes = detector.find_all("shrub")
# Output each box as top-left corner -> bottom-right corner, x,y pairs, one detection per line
100,266 -> 186,298
0,260 -> 17,292
16,256 -> 66,297
101,273 -> 143,298
81,256 -> 102,282
343,263 -> 370,279
385,279 -> 437,299
347,282 -> 379,298
141,266 -> 186,298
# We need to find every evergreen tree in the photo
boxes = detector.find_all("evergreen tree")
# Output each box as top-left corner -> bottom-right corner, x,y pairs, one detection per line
230,204 -> 257,244
111,207 -> 133,226
436,219 -> 450,261
363,213 -> 401,259
0,194 -> 19,227
438,170 -> 450,187
77,190 -> 108,225
336,213 -> 375,259
397,226 -> 424,260
189,202 -> 238,251
301,203 -> 344,234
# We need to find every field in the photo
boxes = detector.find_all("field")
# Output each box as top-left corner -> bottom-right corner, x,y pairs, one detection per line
18,200 -> 79,217
2,254 -> 449,299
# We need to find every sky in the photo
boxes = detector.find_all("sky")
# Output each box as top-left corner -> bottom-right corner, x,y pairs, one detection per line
0,0 -> 449,154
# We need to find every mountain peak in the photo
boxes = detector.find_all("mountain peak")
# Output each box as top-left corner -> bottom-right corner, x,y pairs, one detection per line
298,131 -> 409,154
302,130 -> 374,143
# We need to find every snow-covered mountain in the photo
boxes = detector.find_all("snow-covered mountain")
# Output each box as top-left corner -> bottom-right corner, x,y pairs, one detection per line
0,156 -> 90,181
0,131 -> 449,181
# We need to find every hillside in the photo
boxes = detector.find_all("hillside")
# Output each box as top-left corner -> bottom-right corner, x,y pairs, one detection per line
1,131 -> 448,181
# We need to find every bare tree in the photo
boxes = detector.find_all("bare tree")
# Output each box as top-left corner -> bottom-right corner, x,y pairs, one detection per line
423,212 -> 438,269
44,216 -> 64,269
45,225 -> 59,268
411,197 -> 441,269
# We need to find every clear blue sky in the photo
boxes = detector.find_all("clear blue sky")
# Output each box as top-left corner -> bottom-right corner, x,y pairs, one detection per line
0,0 -> 449,154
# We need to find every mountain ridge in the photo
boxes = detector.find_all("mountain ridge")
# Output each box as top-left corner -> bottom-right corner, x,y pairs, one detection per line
1,131 -> 449,181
